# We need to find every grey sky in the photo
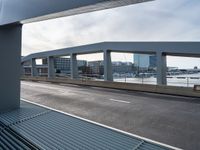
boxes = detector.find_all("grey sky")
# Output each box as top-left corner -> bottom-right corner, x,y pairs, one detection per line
22,0 -> 200,69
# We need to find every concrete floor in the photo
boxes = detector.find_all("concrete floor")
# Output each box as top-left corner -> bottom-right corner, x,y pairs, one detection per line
21,81 -> 200,150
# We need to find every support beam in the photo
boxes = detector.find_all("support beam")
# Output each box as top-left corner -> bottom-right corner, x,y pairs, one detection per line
104,50 -> 113,81
156,52 -> 167,85
48,56 -> 55,78
0,24 -> 22,112
70,54 -> 78,79
31,58 -> 38,77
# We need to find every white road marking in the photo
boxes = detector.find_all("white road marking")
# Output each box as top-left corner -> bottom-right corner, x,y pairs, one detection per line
109,98 -> 131,104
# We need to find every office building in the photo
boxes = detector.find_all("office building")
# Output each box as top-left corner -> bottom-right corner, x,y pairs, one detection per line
54,57 -> 87,74
134,54 -> 156,69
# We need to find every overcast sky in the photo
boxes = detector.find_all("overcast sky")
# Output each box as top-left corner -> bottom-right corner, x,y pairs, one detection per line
22,0 -> 200,69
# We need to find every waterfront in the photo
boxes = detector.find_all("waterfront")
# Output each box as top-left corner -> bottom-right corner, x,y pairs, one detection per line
114,73 -> 200,87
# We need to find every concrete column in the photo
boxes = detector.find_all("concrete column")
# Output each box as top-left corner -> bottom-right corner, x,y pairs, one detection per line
48,56 -> 55,78
31,58 -> 38,77
156,51 -> 167,85
104,50 -> 113,81
0,24 -> 22,112
70,53 -> 78,79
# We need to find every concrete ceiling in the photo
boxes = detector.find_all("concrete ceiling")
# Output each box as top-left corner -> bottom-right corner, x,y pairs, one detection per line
0,0 -> 153,26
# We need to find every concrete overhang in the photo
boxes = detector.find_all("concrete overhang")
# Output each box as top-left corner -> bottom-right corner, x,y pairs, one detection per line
0,0 -> 153,26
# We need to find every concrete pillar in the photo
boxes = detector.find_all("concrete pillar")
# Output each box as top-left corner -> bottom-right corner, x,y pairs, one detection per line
48,56 -> 55,78
0,24 -> 22,112
104,50 -> 113,81
156,51 -> 167,85
70,53 -> 78,79
31,58 -> 38,77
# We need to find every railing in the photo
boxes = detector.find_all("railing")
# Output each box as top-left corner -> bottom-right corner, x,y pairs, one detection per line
167,76 -> 200,87
22,72 -> 200,87
114,76 -> 200,87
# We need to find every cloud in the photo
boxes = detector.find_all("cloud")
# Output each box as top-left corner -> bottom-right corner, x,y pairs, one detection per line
22,0 -> 200,68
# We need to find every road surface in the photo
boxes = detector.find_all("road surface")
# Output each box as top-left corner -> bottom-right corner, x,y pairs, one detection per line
21,80 -> 200,150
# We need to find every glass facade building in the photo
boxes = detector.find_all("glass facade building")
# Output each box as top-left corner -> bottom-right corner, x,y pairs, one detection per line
134,54 -> 156,69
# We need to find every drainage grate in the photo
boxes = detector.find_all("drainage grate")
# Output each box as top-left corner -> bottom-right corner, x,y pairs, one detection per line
0,101 -> 177,150
0,121 -> 40,150
0,102 -> 49,126
0,102 -> 48,150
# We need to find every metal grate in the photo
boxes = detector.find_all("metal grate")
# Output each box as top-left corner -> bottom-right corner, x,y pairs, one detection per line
0,121 -> 40,150
0,101 -> 175,150
0,102 -> 49,126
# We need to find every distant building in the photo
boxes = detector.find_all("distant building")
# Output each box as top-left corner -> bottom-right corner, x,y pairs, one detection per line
22,59 -> 32,76
86,60 -> 135,74
149,55 -> 157,68
112,61 -> 133,73
54,57 -> 87,74
54,58 -> 135,76
88,61 -> 104,75
87,61 -> 134,76
134,54 -> 156,69
54,57 -> 71,74
78,60 -> 87,67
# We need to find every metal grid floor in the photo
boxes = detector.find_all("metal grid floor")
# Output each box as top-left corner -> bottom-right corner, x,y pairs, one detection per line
0,101 -> 175,150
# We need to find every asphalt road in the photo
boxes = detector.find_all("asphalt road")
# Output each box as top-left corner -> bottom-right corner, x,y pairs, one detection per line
21,81 -> 200,150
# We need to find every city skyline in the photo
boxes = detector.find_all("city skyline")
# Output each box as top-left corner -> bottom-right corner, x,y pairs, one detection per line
22,0 -> 200,69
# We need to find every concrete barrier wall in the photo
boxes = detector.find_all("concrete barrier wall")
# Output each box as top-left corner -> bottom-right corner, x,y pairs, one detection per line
21,76 -> 200,98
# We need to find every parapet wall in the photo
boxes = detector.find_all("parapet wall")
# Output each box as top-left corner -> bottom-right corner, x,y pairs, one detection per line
21,76 -> 200,98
